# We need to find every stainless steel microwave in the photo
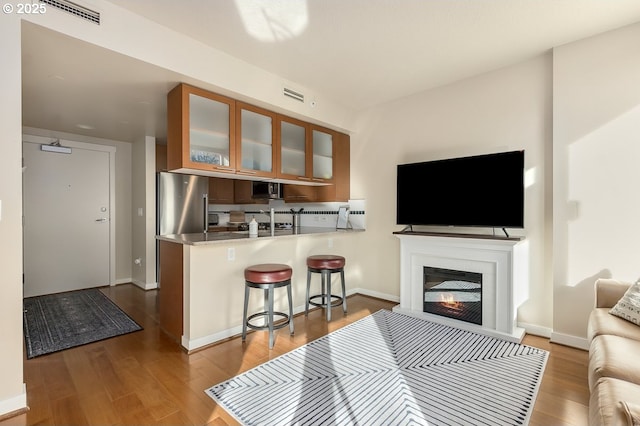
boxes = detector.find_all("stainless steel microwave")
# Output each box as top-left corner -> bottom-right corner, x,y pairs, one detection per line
251,181 -> 283,199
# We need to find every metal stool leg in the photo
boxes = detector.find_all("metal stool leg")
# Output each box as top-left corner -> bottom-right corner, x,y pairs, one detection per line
242,284 -> 249,341
321,272 -> 327,307
287,283 -> 294,335
325,270 -> 332,321
267,287 -> 275,349
305,268 -> 311,316
341,269 -> 347,314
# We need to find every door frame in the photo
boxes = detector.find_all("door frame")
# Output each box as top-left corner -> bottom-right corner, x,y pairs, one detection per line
22,133 -> 116,287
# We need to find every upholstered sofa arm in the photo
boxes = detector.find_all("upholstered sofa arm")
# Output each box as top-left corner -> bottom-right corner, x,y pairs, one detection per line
595,279 -> 632,309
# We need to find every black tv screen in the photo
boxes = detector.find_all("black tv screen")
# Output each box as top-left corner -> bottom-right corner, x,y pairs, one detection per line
396,150 -> 524,228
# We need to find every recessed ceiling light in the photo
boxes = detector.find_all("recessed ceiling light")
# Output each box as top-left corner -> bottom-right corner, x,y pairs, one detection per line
76,124 -> 95,130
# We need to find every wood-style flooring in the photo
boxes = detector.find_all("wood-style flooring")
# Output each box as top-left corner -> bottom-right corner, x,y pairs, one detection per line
2,284 -> 589,425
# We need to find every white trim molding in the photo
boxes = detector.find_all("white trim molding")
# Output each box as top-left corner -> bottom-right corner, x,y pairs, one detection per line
0,384 -> 26,418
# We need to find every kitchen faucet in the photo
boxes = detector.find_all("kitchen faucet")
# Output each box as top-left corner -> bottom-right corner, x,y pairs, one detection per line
259,209 -> 276,236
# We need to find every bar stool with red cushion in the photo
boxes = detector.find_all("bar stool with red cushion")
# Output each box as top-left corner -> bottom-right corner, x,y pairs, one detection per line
242,263 -> 294,349
305,255 -> 347,321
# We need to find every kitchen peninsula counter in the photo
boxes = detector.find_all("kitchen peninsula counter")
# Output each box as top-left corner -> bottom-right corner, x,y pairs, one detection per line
156,226 -> 364,351
156,227 -> 363,245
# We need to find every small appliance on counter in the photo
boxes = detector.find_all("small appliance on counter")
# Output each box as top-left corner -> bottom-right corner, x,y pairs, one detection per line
251,181 -> 283,199
208,212 -> 219,226
228,210 -> 247,228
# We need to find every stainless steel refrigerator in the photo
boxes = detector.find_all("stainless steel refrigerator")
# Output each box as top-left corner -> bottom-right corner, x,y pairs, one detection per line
156,172 -> 209,285
157,171 -> 209,235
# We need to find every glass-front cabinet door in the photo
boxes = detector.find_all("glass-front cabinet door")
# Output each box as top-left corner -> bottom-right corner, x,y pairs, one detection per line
236,103 -> 276,178
167,83 -> 236,174
278,116 -> 310,181
189,93 -> 233,168
311,126 -> 335,183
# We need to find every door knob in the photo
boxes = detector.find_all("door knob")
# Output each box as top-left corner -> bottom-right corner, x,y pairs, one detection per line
95,218 -> 107,222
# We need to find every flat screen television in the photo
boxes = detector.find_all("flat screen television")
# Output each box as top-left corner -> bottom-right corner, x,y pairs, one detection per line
396,150 -> 524,229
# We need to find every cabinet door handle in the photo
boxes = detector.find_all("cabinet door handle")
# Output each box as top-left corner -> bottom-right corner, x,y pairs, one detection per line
298,177 -> 311,181
237,170 -> 257,175
215,166 -> 235,172
95,218 -> 107,222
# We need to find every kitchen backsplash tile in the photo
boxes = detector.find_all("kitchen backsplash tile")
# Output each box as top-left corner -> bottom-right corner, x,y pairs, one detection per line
209,200 -> 366,229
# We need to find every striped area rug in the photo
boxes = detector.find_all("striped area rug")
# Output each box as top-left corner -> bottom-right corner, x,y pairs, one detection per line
205,310 -> 548,426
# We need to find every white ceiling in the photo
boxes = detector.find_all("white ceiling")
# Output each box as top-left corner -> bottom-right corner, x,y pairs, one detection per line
22,0 -> 640,143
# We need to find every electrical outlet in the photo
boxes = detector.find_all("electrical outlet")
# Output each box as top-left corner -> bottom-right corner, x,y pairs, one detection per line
320,216 -> 328,222
328,238 -> 333,248
227,247 -> 235,261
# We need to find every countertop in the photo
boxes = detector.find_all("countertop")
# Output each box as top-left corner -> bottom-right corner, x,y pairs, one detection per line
156,227 -> 363,246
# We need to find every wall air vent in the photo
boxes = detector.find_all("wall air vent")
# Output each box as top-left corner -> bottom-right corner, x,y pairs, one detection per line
40,0 -> 100,24
283,87 -> 304,103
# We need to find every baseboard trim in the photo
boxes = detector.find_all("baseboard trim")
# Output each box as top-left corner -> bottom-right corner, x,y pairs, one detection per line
183,303 -> 310,351
550,331 -> 589,350
131,280 -> 158,290
183,291 -> 400,351
113,278 -> 132,285
348,288 -> 400,303
0,384 -> 26,419
518,322 -> 552,339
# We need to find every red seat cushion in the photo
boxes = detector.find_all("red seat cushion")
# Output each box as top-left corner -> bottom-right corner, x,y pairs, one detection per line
244,264 -> 292,283
307,255 -> 345,270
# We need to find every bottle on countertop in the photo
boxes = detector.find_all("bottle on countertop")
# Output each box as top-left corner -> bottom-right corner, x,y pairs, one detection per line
249,216 -> 258,237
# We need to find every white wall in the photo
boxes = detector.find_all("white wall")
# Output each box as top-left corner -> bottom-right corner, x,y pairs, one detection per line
0,14 -> 27,415
351,55 -> 554,331
131,135 -> 157,289
552,22 -> 640,342
23,127 -> 133,284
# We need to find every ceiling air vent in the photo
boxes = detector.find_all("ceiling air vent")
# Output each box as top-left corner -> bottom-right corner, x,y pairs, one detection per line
40,0 -> 100,24
283,87 -> 304,103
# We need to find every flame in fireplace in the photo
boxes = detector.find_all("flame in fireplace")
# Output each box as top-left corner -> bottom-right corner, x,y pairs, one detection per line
439,293 -> 463,311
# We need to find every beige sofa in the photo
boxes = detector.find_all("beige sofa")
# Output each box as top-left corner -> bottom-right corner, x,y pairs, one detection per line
588,278 -> 640,426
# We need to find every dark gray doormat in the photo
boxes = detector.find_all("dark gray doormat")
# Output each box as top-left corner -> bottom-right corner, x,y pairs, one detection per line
23,288 -> 143,359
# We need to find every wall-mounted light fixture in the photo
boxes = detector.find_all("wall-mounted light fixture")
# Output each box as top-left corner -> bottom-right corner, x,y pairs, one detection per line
41,139 -> 72,154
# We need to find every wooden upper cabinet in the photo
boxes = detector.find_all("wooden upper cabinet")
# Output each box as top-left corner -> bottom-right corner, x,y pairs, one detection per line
235,102 -> 277,179
167,83 -> 236,175
277,115 -> 311,182
166,83 -> 349,202
316,132 -> 350,202
234,180 -> 267,204
283,184 -> 317,202
310,124 -> 337,184
208,177 -> 235,204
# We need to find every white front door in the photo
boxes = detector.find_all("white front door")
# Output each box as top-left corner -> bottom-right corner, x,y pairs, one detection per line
23,140 -> 111,297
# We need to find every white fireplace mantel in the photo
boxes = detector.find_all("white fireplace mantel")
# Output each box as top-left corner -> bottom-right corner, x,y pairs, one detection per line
393,232 -> 527,342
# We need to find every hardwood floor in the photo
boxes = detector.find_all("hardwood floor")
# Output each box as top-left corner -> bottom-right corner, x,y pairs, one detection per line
3,284 -> 589,425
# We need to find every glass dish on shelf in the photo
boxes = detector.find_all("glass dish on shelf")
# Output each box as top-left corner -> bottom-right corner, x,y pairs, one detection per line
190,150 -> 222,165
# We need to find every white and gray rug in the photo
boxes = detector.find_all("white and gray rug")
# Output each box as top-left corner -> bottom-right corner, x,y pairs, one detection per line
205,310 -> 548,426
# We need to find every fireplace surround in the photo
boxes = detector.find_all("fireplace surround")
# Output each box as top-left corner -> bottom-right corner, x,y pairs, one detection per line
394,232 -> 527,342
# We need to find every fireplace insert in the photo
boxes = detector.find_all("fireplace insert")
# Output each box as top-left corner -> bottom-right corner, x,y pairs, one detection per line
423,266 -> 482,325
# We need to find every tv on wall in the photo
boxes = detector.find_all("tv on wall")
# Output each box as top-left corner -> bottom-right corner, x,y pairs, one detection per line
396,150 -> 524,229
